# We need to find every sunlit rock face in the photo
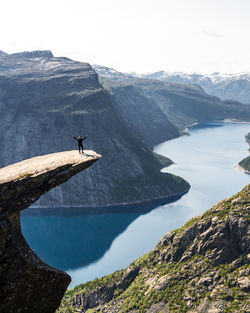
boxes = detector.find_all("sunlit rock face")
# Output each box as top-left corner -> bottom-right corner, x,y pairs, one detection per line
0,151 -> 100,313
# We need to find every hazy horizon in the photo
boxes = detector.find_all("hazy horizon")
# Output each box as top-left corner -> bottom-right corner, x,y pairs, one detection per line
2,49 -> 250,76
1,0 -> 250,74
92,63 -> 250,76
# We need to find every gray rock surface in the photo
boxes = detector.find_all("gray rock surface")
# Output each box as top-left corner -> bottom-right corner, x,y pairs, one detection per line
0,150 -> 101,216
94,65 -> 250,131
59,184 -> 250,313
138,71 -> 250,104
0,51 -> 190,209
0,151 -> 100,313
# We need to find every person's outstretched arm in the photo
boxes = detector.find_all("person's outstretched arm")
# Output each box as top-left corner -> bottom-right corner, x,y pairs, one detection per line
83,135 -> 88,140
72,135 -> 78,140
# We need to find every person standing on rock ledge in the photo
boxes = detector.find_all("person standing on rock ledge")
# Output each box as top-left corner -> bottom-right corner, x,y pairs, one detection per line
72,135 -> 88,154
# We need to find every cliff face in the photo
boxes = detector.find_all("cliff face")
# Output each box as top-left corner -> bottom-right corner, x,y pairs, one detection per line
94,65 -> 250,130
104,82 -> 180,147
58,184 -> 250,313
0,51 -> 189,209
139,71 -> 250,105
0,151 -> 100,313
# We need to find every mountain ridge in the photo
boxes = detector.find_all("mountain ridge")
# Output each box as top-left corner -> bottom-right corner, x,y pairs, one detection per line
94,64 -> 250,104
94,65 -> 250,132
136,70 -> 250,104
58,184 -> 250,313
0,50 -> 190,209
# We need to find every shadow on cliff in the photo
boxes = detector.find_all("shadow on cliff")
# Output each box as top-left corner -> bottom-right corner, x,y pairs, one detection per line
21,194 -> 183,270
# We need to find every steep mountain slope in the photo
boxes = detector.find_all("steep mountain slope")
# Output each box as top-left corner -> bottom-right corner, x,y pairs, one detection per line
139,71 -> 250,104
58,184 -> 250,313
93,66 -> 180,146
94,65 -> 250,130
0,51 -> 189,208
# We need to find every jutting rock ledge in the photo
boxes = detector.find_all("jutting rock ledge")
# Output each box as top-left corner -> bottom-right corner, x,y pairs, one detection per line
0,150 -> 101,313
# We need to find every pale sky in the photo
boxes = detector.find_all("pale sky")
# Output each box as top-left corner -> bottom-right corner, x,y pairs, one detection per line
1,0 -> 250,74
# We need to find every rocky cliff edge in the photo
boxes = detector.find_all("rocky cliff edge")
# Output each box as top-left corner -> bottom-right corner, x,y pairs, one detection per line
58,184 -> 250,313
0,150 -> 101,313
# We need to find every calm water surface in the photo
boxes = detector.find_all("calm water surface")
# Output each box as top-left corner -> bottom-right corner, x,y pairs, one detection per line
21,122 -> 250,287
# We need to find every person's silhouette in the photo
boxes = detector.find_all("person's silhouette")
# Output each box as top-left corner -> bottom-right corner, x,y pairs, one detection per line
72,135 -> 87,154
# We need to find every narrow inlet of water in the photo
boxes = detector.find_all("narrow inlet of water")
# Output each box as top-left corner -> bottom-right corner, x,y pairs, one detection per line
21,122 -> 250,287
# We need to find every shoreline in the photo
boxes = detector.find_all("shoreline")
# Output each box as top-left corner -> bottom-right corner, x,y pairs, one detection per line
218,119 -> 250,124
181,120 -> 250,137
22,189 -> 190,217
22,121 -> 249,216
238,164 -> 250,175
238,130 -> 250,174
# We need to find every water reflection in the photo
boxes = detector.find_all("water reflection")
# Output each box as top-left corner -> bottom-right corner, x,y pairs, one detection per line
21,194 -> 183,270
188,122 -> 224,131
21,211 -> 141,270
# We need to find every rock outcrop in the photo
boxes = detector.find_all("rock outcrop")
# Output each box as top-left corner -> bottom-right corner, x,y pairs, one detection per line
0,150 -> 100,313
58,184 -> 250,313
0,50 -> 189,209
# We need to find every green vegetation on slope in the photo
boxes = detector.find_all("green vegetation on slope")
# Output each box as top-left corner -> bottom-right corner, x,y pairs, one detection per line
239,132 -> 250,173
152,152 -> 174,168
57,185 -> 250,313
239,156 -> 250,172
245,132 -> 250,145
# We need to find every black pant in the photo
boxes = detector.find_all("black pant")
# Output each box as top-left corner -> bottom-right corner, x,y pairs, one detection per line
78,143 -> 83,153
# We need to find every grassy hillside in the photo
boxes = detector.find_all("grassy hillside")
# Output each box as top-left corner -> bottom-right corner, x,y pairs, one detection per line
58,184 -> 250,313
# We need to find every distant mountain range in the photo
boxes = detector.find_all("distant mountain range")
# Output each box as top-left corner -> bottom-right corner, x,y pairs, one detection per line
94,65 -> 250,104
139,71 -> 250,104
94,65 -> 250,131
1,52 -> 250,209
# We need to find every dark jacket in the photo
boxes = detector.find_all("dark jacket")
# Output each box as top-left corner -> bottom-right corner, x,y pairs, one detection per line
73,136 -> 87,145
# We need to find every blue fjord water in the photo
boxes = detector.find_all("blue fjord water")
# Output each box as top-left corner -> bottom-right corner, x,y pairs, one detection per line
21,122 -> 250,287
